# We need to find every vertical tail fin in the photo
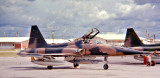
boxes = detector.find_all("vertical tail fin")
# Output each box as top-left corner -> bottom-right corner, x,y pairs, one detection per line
28,25 -> 47,48
124,28 -> 143,47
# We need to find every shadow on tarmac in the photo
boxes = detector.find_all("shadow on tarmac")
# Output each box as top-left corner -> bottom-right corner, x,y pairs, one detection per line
10,65 -> 125,71
110,62 -> 144,65
10,62 -> 160,70
10,66 -> 75,70
110,62 -> 160,66
10,66 -> 110,70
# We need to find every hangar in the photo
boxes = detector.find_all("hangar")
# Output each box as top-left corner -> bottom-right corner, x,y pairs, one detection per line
96,33 -> 126,46
96,33 -> 153,46
0,37 -> 29,49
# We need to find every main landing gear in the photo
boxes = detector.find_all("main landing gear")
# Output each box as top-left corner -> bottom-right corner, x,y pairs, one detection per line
145,50 -> 156,66
47,66 -> 53,69
103,56 -> 109,70
73,63 -> 80,68
146,61 -> 155,66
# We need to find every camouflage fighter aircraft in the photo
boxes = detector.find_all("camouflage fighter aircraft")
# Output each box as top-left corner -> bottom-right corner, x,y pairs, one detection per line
18,25 -> 152,70
124,28 -> 160,50
124,28 -> 160,64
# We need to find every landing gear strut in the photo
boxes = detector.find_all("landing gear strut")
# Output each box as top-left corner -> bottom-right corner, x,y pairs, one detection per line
47,66 -> 53,69
103,56 -> 109,70
144,50 -> 157,66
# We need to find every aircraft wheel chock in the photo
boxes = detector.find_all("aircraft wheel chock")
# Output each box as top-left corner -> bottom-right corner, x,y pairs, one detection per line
47,66 -> 53,69
151,61 -> 155,66
103,64 -> 108,70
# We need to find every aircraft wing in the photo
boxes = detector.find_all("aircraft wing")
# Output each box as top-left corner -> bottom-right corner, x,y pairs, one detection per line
18,52 -> 81,57
42,53 -> 80,57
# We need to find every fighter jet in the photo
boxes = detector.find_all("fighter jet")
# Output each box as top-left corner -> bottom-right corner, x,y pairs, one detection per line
124,28 -> 160,48
18,25 -> 152,70
124,28 -> 160,64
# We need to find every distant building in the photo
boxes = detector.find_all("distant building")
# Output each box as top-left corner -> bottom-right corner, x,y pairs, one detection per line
0,34 -> 153,49
96,33 -> 125,46
0,37 -> 29,49
96,33 -> 147,46
0,37 -> 68,49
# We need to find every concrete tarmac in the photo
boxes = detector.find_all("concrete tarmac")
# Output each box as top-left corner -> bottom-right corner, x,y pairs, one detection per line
0,56 -> 160,78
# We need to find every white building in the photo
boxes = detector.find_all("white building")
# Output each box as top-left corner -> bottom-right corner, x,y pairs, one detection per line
0,37 -> 29,49
0,33 -> 152,49
96,33 -> 147,46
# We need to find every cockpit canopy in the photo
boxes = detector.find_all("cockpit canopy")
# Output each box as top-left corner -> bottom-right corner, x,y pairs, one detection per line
82,28 -> 100,40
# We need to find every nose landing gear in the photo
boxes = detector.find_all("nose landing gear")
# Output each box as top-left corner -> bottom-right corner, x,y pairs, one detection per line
103,56 -> 109,70
73,63 -> 80,68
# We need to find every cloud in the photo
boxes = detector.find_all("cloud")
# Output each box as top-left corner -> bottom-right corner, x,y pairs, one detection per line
89,10 -> 116,20
134,0 -> 160,5
28,0 -> 35,2
0,0 -> 160,39
116,3 -> 132,14
115,2 -> 154,17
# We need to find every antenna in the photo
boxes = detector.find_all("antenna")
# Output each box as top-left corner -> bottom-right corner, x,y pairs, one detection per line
146,29 -> 147,39
52,31 -> 54,43
16,32 -> 19,37
3,32 -> 5,37
50,26 -> 55,44
154,34 -> 155,43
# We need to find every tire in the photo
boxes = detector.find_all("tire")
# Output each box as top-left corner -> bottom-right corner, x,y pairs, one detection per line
151,61 -> 155,66
73,63 -> 79,68
103,64 -> 108,70
47,66 -> 53,69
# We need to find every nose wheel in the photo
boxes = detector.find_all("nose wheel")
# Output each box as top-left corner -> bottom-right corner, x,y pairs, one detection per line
103,64 -> 108,70
103,56 -> 109,70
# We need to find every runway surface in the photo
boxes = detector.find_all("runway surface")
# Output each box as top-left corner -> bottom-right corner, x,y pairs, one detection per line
0,56 -> 160,78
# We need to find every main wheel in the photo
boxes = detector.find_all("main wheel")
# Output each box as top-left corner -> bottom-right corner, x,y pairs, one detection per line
151,61 -> 155,66
103,64 -> 108,70
47,66 -> 53,69
73,63 -> 79,68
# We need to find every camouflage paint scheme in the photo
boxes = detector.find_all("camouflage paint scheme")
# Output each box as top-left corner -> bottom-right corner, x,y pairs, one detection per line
124,28 -> 160,63
18,25 -> 149,70
124,28 -> 160,51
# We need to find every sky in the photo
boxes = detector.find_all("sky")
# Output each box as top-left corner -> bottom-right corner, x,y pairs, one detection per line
0,0 -> 160,39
